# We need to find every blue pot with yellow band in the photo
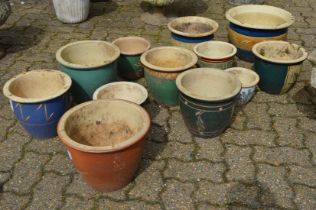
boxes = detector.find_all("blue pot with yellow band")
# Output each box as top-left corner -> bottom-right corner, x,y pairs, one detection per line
225,5 -> 294,62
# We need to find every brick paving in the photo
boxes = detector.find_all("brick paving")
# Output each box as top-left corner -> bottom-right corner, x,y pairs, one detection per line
0,0 -> 316,209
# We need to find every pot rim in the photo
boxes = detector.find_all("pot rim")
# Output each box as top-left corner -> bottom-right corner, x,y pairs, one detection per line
92,81 -> 148,105
56,40 -> 120,69
252,41 -> 308,64
225,4 -> 295,30
140,46 -> 198,72
57,99 -> 151,153
3,69 -> 72,103
176,68 -> 242,102
112,36 -> 151,56
167,16 -> 219,37
225,67 -> 260,88
193,41 -> 237,60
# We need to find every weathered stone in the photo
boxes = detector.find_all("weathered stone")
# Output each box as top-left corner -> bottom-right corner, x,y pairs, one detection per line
222,129 -> 276,146
168,111 -> 193,143
288,165 -> 316,187
195,137 -> 224,162
61,196 -> 94,210
0,193 -> 29,210
244,103 -> 272,130
294,185 -> 316,210
45,153 -> 76,175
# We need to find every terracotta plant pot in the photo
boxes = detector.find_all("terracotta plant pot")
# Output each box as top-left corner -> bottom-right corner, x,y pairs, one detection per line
56,40 -> 120,103
140,46 -> 198,106
193,41 -> 237,69
176,68 -> 241,137
226,67 -> 260,105
112,36 -> 151,80
168,16 -> 219,50
53,0 -> 90,24
93,82 -> 148,105
57,99 -> 151,192
252,41 -> 307,94
226,5 -> 294,61
3,70 -> 72,139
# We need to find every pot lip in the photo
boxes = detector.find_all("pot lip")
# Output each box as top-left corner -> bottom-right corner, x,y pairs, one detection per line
193,41 -> 237,60
92,81 -> 148,105
225,4 -> 295,30
176,68 -> 242,102
57,99 -> 151,153
167,16 -> 219,37
3,69 -> 72,103
140,46 -> 198,72
112,36 -> 151,56
56,40 -> 120,69
225,67 -> 260,88
252,41 -> 308,64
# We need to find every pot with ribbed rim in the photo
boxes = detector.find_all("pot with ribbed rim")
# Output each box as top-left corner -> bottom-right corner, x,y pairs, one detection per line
53,0 -> 90,24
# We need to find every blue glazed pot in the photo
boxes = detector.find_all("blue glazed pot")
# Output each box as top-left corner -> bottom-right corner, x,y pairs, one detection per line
3,70 -> 72,139
225,5 -> 294,62
176,68 -> 241,138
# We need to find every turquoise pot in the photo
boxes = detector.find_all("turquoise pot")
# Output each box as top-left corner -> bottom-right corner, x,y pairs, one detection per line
176,68 -> 241,137
56,40 -> 120,103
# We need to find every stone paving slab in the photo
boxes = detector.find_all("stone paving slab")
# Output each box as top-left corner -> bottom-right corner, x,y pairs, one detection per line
0,0 -> 315,209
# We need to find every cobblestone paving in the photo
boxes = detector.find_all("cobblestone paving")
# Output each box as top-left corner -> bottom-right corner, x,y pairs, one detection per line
0,0 -> 316,209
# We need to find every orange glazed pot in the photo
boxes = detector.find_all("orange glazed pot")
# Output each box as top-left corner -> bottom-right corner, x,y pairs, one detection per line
57,99 -> 150,192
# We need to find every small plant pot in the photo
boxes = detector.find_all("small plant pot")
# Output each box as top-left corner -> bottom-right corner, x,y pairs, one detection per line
252,41 -> 308,94
3,70 -> 72,139
225,5 -> 294,61
226,67 -> 260,105
56,40 -> 120,103
176,68 -> 241,137
193,41 -> 237,69
168,16 -> 219,50
53,0 -> 90,24
112,36 -> 151,80
57,99 -> 150,192
93,82 -> 148,105
140,46 -> 198,106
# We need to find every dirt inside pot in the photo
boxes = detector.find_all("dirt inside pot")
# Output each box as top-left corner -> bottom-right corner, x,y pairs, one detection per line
174,22 -> 213,34
146,49 -> 192,68
234,12 -> 286,27
258,43 -> 302,60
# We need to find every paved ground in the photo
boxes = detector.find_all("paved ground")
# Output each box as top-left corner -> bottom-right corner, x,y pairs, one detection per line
0,0 -> 315,209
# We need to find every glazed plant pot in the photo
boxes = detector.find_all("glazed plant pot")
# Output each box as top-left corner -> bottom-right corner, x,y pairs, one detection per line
112,37 -> 151,80
225,5 -> 294,61
56,40 -> 120,103
140,46 -> 198,106
176,68 -> 241,137
226,67 -> 260,105
93,82 -> 148,105
57,99 -> 151,192
3,70 -> 72,139
193,41 -> 237,69
168,16 -> 219,50
53,0 -> 90,24
252,41 -> 308,94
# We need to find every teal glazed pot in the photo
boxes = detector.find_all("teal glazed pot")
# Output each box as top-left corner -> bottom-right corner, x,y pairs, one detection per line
176,68 -> 241,137
56,40 -> 120,103
140,46 -> 198,106
112,36 -> 151,80
252,41 -> 308,94
193,41 -> 237,69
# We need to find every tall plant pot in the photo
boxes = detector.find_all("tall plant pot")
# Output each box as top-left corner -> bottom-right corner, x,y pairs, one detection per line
53,0 -> 90,24
57,99 -> 151,192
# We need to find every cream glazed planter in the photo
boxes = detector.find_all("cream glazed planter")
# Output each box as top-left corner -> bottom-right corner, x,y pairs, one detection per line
53,0 -> 90,24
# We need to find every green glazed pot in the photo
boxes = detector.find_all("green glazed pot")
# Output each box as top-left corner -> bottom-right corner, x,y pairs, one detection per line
176,68 -> 241,137
56,40 -> 120,103
141,46 -> 198,106
252,41 -> 308,94
113,37 -> 151,80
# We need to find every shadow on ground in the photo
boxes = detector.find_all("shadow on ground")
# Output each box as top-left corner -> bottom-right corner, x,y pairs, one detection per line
292,85 -> 316,119
89,0 -> 118,18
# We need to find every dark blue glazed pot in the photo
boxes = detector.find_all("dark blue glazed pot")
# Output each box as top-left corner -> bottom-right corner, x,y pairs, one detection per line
176,68 -> 241,138
3,70 -> 72,139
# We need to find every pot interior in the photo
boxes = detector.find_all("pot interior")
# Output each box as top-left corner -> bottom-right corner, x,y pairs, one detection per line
256,42 -> 303,61
195,42 -> 235,58
173,21 -> 213,34
226,68 -> 258,87
113,37 -> 149,55
64,101 -> 145,147
233,12 -> 286,27
60,42 -> 118,67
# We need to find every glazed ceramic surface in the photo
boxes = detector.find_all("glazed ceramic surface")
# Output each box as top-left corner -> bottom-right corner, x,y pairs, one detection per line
56,40 -> 120,103
57,99 -> 150,192
226,5 -> 294,61
113,36 -> 151,80
168,16 -> 219,50
3,70 -> 72,138
252,41 -> 307,94
193,41 -> 237,69
53,0 -> 89,23
141,46 -> 197,106
176,68 -> 241,137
